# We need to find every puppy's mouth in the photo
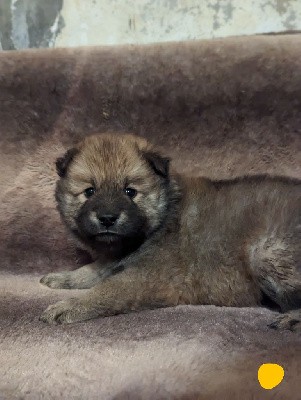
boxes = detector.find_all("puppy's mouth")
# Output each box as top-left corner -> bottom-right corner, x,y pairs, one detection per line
94,231 -> 122,241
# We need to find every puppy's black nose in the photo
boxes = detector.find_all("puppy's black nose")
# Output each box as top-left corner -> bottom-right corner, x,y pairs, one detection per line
99,214 -> 118,228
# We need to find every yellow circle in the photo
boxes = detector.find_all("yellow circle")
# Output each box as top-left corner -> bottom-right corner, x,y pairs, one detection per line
258,363 -> 284,389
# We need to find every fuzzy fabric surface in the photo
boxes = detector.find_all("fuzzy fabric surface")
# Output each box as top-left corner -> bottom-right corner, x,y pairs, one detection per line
1,34 -> 301,399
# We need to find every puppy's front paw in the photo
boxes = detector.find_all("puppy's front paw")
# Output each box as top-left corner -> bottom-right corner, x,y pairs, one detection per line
39,298 -> 99,324
40,272 -> 72,289
269,310 -> 301,333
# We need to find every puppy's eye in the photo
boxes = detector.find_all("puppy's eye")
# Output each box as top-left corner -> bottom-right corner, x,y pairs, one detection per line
84,187 -> 95,198
124,187 -> 137,199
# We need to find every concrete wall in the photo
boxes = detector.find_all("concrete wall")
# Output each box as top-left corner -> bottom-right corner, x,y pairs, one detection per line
1,0 -> 301,50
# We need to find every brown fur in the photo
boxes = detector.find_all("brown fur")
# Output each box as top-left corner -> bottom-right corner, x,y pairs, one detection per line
40,134 -> 301,331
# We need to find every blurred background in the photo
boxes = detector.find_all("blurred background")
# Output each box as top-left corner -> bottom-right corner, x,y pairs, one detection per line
0,0 -> 301,51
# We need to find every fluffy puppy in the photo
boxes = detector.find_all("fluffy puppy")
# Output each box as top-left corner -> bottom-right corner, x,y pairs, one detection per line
40,133 -> 301,331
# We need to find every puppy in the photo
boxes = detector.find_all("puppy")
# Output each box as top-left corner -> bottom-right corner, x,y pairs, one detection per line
40,133 -> 301,331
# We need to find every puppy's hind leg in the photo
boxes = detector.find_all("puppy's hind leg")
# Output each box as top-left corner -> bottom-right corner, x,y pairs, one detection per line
248,233 -> 301,333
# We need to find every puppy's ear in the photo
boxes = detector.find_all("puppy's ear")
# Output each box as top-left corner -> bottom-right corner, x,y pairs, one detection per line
56,148 -> 78,178
143,151 -> 170,178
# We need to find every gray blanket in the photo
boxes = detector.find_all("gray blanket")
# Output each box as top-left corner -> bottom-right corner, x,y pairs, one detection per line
1,34 -> 301,399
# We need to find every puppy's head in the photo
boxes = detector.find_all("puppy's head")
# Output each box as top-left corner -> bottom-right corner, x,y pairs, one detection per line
55,134 -> 171,250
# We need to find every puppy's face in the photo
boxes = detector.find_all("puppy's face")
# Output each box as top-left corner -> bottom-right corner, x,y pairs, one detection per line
55,134 -> 170,249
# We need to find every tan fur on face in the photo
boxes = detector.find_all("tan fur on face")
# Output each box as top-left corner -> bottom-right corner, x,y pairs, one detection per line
56,133 -> 172,244
68,134 -> 151,193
